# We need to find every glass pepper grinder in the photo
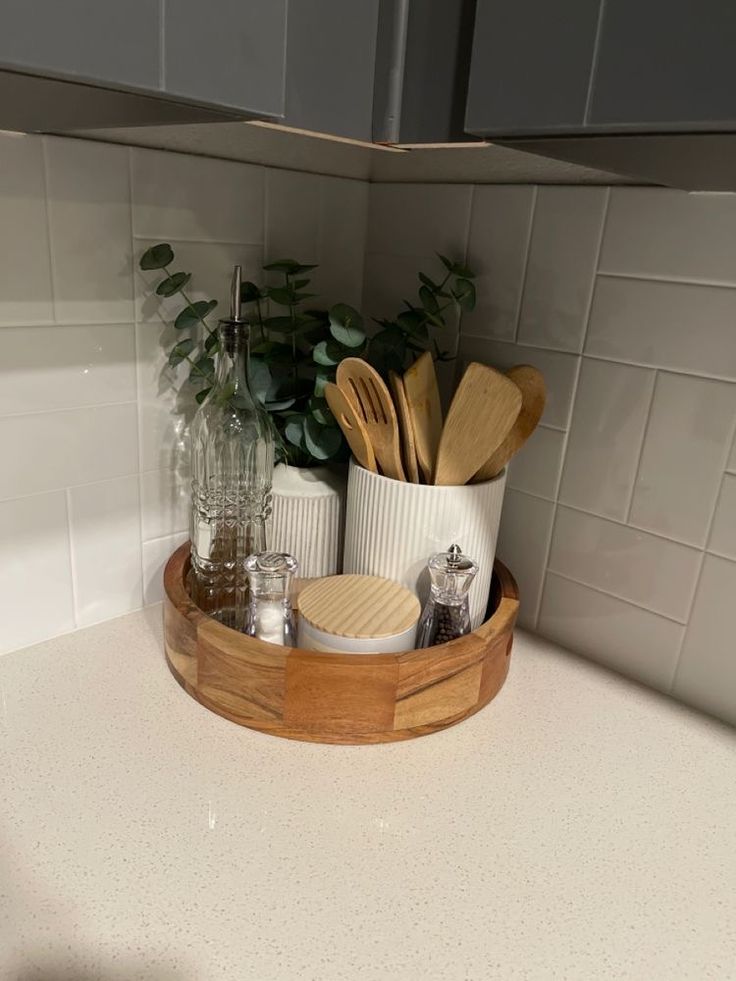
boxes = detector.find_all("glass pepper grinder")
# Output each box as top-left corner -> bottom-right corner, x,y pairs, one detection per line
416,545 -> 478,648
189,265 -> 274,631
245,551 -> 298,646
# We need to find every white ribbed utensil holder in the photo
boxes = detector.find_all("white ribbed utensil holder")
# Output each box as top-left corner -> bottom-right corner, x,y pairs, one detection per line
343,459 -> 507,629
269,464 -> 346,578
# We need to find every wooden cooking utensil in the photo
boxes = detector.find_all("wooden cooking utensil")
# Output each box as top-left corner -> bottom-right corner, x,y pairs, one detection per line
403,350 -> 443,483
434,362 -> 522,486
473,365 -> 546,482
324,382 -> 377,473
389,370 -> 420,483
336,358 -> 406,481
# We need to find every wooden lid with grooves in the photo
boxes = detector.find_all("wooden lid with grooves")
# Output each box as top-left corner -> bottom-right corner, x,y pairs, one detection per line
298,575 -> 420,639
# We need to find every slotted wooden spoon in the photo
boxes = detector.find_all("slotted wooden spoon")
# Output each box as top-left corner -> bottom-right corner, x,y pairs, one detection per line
472,365 -> 546,482
434,362 -> 522,486
403,350 -> 442,483
336,358 -> 406,481
324,382 -> 377,473
389,370 -> 420,483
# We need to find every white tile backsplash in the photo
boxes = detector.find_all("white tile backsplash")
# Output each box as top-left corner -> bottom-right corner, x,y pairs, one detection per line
629,372 -> 736,546
45,138 -> 134,324
586,276 -> 736,381
0,492 -> 75,654
68,476 -> 143,626
462,185 -> 535,341
518,186 -> 607,352
0,133 -> 53,325
0,324 -> 136,415
3,134 -> 736,727
600,187 -> 736,284
559,359 -> 655,521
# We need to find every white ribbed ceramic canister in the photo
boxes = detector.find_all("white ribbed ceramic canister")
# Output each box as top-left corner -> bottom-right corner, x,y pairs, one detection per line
343,459 -> 507,629
268,464 -> 346,579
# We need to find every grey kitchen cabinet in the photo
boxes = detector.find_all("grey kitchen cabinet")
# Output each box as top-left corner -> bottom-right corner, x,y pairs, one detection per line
164,0 -> 288,118
464,0 -> 602,136
0,0 -> 161,90
589,0 -> 736,130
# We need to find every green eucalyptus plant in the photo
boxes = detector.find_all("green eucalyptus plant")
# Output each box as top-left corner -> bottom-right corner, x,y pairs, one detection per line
139,244 -> 475,468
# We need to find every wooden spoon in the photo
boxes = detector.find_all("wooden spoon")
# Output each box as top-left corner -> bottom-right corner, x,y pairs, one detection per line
389,370 -> 420,483
473,365 -> 546,482
434,362 -> 522,486
403,350 -> 443,483
336,358 -> 406,481
324,383 -> 377,473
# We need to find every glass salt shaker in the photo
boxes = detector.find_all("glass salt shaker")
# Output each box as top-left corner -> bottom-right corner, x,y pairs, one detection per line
416,545 -> 478,648
244,552 -> 298,646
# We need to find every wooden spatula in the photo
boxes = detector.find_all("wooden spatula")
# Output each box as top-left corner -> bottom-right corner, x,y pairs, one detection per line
389,370 -> 420,483
434,363 -> 522,486
324,382 -> 377,473
336,358 -> 406,481
403,350 -> 442,483
472,365 -> 546,482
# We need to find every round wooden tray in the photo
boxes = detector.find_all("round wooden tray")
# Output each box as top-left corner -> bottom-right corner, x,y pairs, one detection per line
163,543 -> 519,745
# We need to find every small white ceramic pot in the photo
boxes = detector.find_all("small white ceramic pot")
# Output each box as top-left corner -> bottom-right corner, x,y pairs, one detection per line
268,464 -> 347,579
343,460 -> 507,629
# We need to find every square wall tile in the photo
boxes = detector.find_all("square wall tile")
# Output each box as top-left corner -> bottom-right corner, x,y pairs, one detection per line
518,187 -> 607,352
495,489 -> 554,630
0,403 -> 138,501
45,137 -> 134,324
0,492 -> 74,654
0,324 -> 136,416
630,372 -> 736,546
463,185 -> 535,342
143,533 -> 188,605
586,276 -> 736,381
457,336 -> 579,430
673,554 -> 736,725
366,183 -> 472,258
549,506 -> 701,622
506,426 -> 565,500
559,359 -> 655,521
68,475 -> 142,627
538,573 -> 684,692
132,148 -> 264,243
708,474 -> 736,561
319,177 -> 369,309
140,468 -> 189,541
600,187 -> 736,284
0,133 -> 53,324
265,168 -> 321,263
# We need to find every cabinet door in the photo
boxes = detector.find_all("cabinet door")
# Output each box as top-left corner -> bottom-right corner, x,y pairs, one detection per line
164,0 -> 287,117
465,0 -> 602,136
285,0 -> 379,140
0,0 -> 159,90
589,0 -> 736,129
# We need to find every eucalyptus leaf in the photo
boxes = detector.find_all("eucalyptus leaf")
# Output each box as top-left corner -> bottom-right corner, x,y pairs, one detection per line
329,303 -> 365,348
174,298 -> 217,330
267,285 -> 297,306
195,387 -> 211,405
263,259 -> 317,275
303,416 -> 342,460
240,281 -> 263,304
419,285 -> 439,315
285,414 -> 306,448
168,337 -> 194,368
204,332 -> 220,354
309,396 -> 335,426
418,271 -> 439,291
140,243 -> 174,270
156,272 -> 191,297
188,356 -> 214,383
314,369 -> 333,397
368,326 -> 406,375
453,278 -> 477,312
437,253 -> 454,272
249,359 -> 272,405
313,339 -> 342,366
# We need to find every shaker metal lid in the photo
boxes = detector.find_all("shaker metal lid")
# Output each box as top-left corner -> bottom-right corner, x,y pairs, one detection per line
298,575 -> 420,639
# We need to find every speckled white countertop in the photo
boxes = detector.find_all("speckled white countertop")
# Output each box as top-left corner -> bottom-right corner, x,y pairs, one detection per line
1,608 -> 735,981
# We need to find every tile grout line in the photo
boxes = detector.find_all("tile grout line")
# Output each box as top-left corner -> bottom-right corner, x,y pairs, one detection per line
545,569 -> 691,627
533,187 -> 610,630
40,137 -> 58,324
578,187 -> 611,355
597,268 -> 736,290
455,182 -> 476,362
64,488 -> 81,628
667,410 -> 736,692
0,399 -> 138,421
132,234 -> 266,247
624,368 -> 658,523
583,0 -> 607,125
513,185 -> 537,344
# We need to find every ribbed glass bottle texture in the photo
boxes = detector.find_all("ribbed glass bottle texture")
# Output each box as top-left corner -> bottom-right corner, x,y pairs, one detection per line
189,322 -> 273,631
